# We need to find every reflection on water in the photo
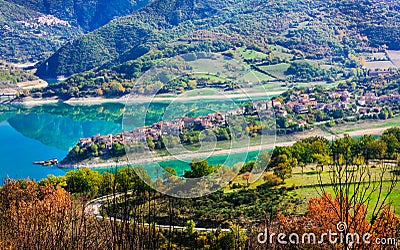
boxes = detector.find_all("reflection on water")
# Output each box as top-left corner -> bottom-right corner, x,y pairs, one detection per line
0,121 -> 67,182
8,113 -> 122,151
0,96 -> 270,181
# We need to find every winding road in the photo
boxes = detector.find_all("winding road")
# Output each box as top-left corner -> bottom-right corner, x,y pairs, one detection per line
87,192 -> 231,232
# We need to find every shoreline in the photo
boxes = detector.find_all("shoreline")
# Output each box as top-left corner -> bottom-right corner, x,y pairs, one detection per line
11,90 -> 284,106
57,140 -> 293,169
57,126 -> 395,170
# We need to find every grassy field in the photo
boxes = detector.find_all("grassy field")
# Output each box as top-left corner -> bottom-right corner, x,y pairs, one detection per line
194,73 -> 228,82
227,161 -> 400,217
230,162 -> 397,189
294,181 -> 400,219
237,47 -> 269,60
269,45 -> 294,60
328,116 -> 400,134
386,50 -> 400,68
189,56 -> 237,75
240,70 -> 276,83
363,61 -> 396,70
287,163 -> 396,187
258,63 -> 291,80
252,82 -> 287,92
182,88 -> 221,97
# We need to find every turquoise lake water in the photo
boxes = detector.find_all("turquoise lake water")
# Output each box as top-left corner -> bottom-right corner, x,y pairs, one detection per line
0,96 -> 271,182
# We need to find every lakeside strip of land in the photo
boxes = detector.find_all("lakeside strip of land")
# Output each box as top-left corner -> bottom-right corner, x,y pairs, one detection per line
58,140 -> 293,169
58,126 -> 392,169
12,90 -> 284,106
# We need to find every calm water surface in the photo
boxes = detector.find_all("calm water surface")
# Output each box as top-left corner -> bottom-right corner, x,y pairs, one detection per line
0,96 -> 270,181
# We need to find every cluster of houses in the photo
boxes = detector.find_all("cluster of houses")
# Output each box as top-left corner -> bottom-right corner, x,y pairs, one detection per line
272,87 -> 400,128
16,15 -> 70,29
75,107 -> 258,153
74,84 -> 400,155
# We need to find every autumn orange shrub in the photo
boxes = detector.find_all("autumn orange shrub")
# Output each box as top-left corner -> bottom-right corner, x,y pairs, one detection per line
0,180 -> 74,249
271,194 -> 400,250
0,179 -> 113,249
0,179 -> 168,249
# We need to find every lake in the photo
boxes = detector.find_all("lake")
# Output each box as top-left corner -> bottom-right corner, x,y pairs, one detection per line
0,96 -> 270,182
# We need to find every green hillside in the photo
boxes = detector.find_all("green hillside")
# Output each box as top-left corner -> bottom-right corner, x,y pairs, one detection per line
35,0 -> 216,77
35,0 -> 400,79
0,0 -> 81,63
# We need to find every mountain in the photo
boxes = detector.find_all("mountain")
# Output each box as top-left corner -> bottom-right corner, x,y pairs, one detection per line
1,0 -> 150,63
35,0 -> 400,79
0,0 -> 81,63
35,0 -> 207,77
4,0 -> 150,31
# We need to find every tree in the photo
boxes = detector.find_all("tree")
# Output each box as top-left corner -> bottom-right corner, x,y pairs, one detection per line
184,159 -> 216,178
366,140 -> 387,160
330,134 -> 358,165
185,220 -> 196,236
217,127 -> 230,141
285,61 -> 326,81
99,171 -> 115,195
273,162 -> 292,181
276,117 -> 289,128
296,162 -> 305,173
147,138 -> 155,150
67,86 -> 79,97
90,143 -> 99,156
0,180 -> 74,249
332,109 -> 344,119
39,174 -> 67,188
244,102 -> 254,115
359,134 -> 376,163
313,153 -> 331,171
382,128 -> 400,158
232,162 -> 245,178
314,151 -> 399,249
111,142 -> 125,156
0,179 -> 128,248
109,81 -> 125,95
379,109 -> 389,120
73,145 -> 80,154
65,168 -> 102,196
239,161 -> 255,174
268,144 -> 400,249
96,88 -> 104,96
276,194 -> 400,249
242,171 -> 251,186
116,167 -> 144,192
0,179 -> 151,249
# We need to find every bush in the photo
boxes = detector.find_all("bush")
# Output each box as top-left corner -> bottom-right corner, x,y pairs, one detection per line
259,174 -> 282,188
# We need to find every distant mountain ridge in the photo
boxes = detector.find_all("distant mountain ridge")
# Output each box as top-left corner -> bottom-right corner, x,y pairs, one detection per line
0,0 -> 150,63
0,0 -> 81,63
35,0 -> 212,77
4,0 -> 149,31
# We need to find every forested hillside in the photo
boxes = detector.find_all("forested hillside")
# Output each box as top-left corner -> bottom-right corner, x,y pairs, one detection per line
4,0 -> 149,31
0,0 -> 81,63
35,0 -> 224,78
35,0 -> 400,78
0,0 -> 149,63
